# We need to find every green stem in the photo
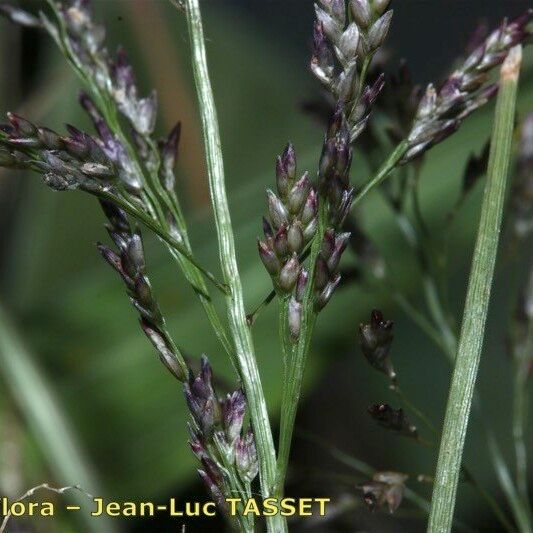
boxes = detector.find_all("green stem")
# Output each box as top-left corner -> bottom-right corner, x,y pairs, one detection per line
463,468 -> 517,533
46,0 -> 233,355
390,204 -> 459,358
144,137 -> 234,357
421,274 -> 458,359
183,2 -> 284,531
352,140 -> 409,208
279,296 -> 291,370
390,380 -> 514,531
392,292 -> 450,356
97,190 -> 229,296
512,316 -> 533,513
390,257 -> 522,532
487,427 -> 532,533
397,276 -> 525,532
392,385 -> 436,436
428,46 -> 526,533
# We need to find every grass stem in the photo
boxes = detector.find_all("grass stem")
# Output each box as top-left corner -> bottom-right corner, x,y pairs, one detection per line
428,46 -> 526,533
182,2 -> 285,530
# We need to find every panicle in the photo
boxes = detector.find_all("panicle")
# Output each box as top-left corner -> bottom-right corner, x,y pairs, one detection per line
0,112 -> 116,193
235,428 -> 260,483
359,471 -> 408,514
318,106 -> 354,228
258,144 -> 318,297
0,1 -> 160,136
312,230 -> 350,312
184,356 -> 259,512
402,10 -> 532,163
311,0 -> 392,141
96,200 -> 187,382
359,309 -> 396,381
368,403 -> 418,439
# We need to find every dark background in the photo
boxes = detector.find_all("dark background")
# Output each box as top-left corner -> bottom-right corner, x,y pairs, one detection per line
0,1 -> 532,531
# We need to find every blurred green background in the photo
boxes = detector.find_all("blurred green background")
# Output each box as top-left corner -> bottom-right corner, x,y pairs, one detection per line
0,0 -> 531,531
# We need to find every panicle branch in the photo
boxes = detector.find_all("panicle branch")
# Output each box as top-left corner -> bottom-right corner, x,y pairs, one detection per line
311,0 -> 392,141
402,11 -> 532,163
184,356 -> 259,525
97,200 -> 188,382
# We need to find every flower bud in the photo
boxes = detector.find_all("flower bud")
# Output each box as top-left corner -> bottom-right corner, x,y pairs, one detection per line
235,429 -> 259,483
368,10 -> 393,51
327,232 -> 351,273
368,403 -> 418,438
7,112 -> 36,137
350,0 -> 372,29
314,255 -> 330,291
287,222 -> 304,254
198,470 -> 227,511
127,234 -> 146,274
96,242 -> 123,277
184,355 -> 222,436
295,269 -> 309,302
338,23 -> 360,61
281,142 -> 297,181
301,189 -> 318,225
288,297 -> 302,339
258,239 -> 281,276
135,91 -> 157,135
80,162 -> 114,178
315,5 -> 341,43
288,172 -> 311,214
222,390 -> 246,445
312,22 -> 335,85
314,274 -> 341,312
371,0 -> 392,16
336,60 -> 358,103
303,217 -> 318,241
273,225 -> 289,258
267,189 -> 289,229
42,172 -> 75,191
140,319 -> 186,382
37,127 -> 63,150
276,155 -> 290,197
319,0 -> 346,25
359,309 -> 395,380
279,254 -> 300,292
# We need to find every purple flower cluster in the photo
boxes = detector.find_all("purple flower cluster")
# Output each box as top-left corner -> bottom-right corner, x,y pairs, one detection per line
311,0 -> 392,141
403,10 -> 532,163
185,357 -> 258,510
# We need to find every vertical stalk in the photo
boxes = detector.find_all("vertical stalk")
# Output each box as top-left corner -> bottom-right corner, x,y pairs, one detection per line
183,1 -> 286,530
428,46 -> 525,533
512,282 -> 533,514
275,201 -> 327,496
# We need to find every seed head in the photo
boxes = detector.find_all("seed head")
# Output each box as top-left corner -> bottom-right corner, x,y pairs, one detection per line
360,471 -> 408,514
359,309 -> 396,381
368,403 -> 418,439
